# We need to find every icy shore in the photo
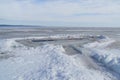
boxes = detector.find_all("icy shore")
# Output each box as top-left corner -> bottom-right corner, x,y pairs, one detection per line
84,36 -> 120,76
0,35 -> 119,80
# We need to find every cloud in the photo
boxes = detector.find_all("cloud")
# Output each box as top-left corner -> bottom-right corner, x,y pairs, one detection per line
0,0 -> 120,27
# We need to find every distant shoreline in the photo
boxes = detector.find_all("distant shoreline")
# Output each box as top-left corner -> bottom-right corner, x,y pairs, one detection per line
0,24 -> 120,29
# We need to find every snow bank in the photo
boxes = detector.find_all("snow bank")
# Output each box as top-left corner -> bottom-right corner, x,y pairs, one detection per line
24,34 -> 88,40
84,36 -> 120,74
90,49 -> 120,74
84,36 -> 115,49
0,38 -> 25,55
0,38 -> 117,80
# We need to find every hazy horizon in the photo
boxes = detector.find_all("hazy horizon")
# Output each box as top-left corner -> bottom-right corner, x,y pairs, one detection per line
0,0 -> 120,27
0,24 -> 120,28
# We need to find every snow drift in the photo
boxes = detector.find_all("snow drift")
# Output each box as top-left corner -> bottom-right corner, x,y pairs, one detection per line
84,36 -> 120,75
0,38 -> 116,80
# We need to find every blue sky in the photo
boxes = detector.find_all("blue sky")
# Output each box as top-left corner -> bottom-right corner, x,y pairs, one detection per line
0,0 -> 120,27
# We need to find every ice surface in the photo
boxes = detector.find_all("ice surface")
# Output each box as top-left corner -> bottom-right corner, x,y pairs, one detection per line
0,38 -> 117,80
84,37 -> 120,75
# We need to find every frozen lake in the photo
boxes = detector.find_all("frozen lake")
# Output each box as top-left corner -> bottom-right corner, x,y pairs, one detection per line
0,27 -> 120,80
0,27 -> 120,39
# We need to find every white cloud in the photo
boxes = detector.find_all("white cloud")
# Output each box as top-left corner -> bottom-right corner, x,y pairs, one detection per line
0,0 -> 120,26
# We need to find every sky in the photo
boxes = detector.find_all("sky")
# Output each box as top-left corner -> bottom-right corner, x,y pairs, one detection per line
0,0 -> 120,27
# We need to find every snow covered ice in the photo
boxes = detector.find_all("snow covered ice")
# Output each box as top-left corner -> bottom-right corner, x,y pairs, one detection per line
0,38 -> 117,80
0,28 -> 120,80
84,37 -> 120,75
